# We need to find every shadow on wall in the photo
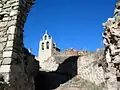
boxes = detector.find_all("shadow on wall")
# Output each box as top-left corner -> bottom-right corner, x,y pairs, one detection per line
35,56 -> 79,90
5,48 -> 39,90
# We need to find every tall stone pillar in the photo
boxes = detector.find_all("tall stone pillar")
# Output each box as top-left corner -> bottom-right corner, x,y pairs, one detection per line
0,0 -> 36,90
102,0 -> 120,90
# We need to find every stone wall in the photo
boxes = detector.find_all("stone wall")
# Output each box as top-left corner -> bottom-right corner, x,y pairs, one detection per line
39,49 -> 87,72
63,49 -> 78,56
78,52 -> 105,86
36,49 -> 106,90
102,1 -> 120,90
0,0 -> 39,90
55,76 -> 104,90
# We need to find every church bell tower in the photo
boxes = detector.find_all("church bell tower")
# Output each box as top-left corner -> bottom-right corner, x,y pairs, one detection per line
38,31 -> 53,67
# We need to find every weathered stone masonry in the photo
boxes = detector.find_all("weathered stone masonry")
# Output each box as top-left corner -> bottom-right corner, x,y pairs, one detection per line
0,0 -> 39,90
102,0 -> 120,90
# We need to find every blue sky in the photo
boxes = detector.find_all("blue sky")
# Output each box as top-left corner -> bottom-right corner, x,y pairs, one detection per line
24,0 -> 116,55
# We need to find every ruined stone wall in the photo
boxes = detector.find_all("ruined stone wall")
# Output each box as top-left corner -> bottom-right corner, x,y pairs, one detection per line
37,48 -> 106,90
39,49 -> 87,72
0,0 -> 39,90
63,49 -> 78,56
55,76 -> 104,90
51,50 -> 105,90
102,1 -> 120,90
78,52 -> 105,86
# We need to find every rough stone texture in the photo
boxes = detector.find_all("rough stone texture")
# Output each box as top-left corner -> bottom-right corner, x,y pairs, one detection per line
78,52 -> 105,86
39,55 -> 70,71
102,1 -> 120,90
55,76 -> 105,90
37,49 -> 106,90
0,0 -> 39,90
55,50 -> 106,90
39,50 -> 85,72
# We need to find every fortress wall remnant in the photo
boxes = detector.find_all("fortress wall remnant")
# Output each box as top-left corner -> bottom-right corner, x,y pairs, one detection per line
102,1 -> 120,90
0,0 -> 39,90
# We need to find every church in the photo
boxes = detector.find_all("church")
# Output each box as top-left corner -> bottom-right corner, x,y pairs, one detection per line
37,31 -> 60,69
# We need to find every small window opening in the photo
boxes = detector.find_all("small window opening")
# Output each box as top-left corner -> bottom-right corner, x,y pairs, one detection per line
41,43 -> 44,50
46,42 -> 49,49
45,35 -> 47,40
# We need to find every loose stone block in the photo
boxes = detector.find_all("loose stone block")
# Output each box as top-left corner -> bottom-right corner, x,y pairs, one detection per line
8,20 -> 17,26
12,6 -> 19,10
10,10 -> 18,16
4,47 -> 13,52
0,22 -> 7,28
6,40 -> 14,47
0,42 -> 6,51
1,30 -> 6,36
2,72 -> 10,83
117,40 -> 120,48
0,65 -> 11,73
113,55 -> 120,63
11,15 -> 17,20
0,11 -> 9,16
0,37 -> 7,42
0,4 -> 3,8
3,17 -> 10,21
11,2 -> 19,7
2,58 -> 12,65
7,26 -> 16,34
3,51 -> 12,58
8,34 -> 14,40
3,4 -> 11,9
0,8 -> 2,12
